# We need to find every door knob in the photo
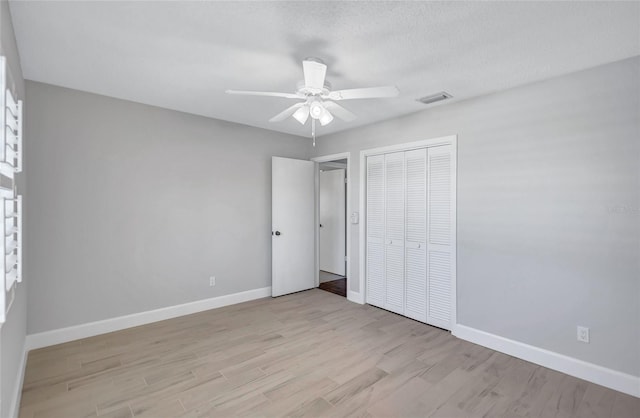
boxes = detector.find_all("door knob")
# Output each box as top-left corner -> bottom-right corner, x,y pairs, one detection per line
275,231 -> 281,236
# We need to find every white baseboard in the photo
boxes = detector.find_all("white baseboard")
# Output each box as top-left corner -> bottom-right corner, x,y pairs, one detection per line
8,344 -> 27,418
347,290 -> 364,305
26,287 -> 272,351
452,324 -> 640,398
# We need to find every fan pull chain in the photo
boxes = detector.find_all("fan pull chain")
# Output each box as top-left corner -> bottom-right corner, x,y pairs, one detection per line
312,119 -> 316,147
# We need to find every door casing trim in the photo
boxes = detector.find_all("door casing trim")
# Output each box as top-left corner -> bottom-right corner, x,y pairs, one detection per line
311,152 -> 352,300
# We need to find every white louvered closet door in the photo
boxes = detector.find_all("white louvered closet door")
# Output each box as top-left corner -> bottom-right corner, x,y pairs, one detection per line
384,152 -> 405,315
366,155 -> 385,307
404,149 -> 427,322
426,145 -> 454,330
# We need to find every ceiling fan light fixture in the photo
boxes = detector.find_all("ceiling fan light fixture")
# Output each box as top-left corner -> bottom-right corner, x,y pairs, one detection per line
293,105 -> 309,125
227,58 -> 398,145
309,101 -> 324,119
319,108 -> 333,126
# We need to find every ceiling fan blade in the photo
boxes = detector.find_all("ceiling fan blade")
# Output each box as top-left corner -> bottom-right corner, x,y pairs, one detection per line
225,90 -> 300,99
269,103 -> 305,122
323,101 -> 356,122
327,85 -> 399,101
303,59 -> 327,90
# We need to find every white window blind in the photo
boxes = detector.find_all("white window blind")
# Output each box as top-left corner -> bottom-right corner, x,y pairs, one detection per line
0,56 -> 23,324
3,195 -> 22,291
0,58 -> 22,179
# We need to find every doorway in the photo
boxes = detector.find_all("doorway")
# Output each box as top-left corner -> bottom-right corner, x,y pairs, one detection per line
312,153 -> 351,299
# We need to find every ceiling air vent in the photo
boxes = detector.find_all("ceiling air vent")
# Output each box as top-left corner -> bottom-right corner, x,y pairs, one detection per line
417,91 -> 452,105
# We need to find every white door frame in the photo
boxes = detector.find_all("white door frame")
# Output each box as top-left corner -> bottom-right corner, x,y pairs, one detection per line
319,168 -> 346,276
359,135 -> 458,326
311,152 -> 353,300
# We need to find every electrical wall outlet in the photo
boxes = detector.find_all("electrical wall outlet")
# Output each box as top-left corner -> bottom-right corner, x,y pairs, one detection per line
577,326 -> 590,343
209,276 -> 216,287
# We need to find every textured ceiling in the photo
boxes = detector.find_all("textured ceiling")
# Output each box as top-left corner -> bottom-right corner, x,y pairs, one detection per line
9,1 -> 640,138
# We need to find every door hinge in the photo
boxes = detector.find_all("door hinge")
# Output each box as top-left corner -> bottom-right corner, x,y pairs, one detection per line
344,256 -> 348,262
345,177 -> 348,184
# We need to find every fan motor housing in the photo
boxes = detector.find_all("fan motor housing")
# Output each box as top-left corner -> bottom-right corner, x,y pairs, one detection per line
296,80 -> 332,97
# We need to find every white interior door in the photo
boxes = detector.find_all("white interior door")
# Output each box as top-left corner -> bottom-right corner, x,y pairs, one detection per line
404,149 -> 428,323
272,157 -> 316,297
319,169 -> 346,276
366,155 -> 385,307
426,145 -> 454,329
364,140 -> 455,331
384,152 -> 405,315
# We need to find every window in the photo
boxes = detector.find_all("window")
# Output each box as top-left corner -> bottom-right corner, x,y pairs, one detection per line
0,56 -> 23,324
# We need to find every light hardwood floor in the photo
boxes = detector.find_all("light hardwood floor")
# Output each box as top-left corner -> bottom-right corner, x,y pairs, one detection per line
20,289 -> 639,418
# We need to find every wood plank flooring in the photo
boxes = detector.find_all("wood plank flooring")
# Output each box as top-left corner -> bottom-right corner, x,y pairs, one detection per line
319,271 -> 345,284
19,289 -> 639,418
318,279 -> 346,298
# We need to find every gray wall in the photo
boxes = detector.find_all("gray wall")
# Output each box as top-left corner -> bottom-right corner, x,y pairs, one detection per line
25,81 -> 311,334
0,0 -> 26,416
313,57 -> 640,377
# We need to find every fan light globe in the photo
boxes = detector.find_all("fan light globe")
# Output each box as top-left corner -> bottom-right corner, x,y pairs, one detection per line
309,101 -> 324,119
293,105 -> 309,125
319,109 -> 334,126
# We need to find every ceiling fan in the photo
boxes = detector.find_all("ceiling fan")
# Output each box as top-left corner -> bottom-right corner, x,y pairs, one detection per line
225,58 -> 399,145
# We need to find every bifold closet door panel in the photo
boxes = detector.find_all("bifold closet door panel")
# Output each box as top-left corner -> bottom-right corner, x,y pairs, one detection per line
427,145 -> 454,330
366,154 -> 385,307
404,148 -> 427,322
384,152 -> 405,315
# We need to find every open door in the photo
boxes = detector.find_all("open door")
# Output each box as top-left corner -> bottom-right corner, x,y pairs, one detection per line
272,156 -> 316,297
319,169 -> 346,276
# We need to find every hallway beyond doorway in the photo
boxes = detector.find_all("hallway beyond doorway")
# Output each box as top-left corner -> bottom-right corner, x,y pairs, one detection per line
318,271 -> 346,297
